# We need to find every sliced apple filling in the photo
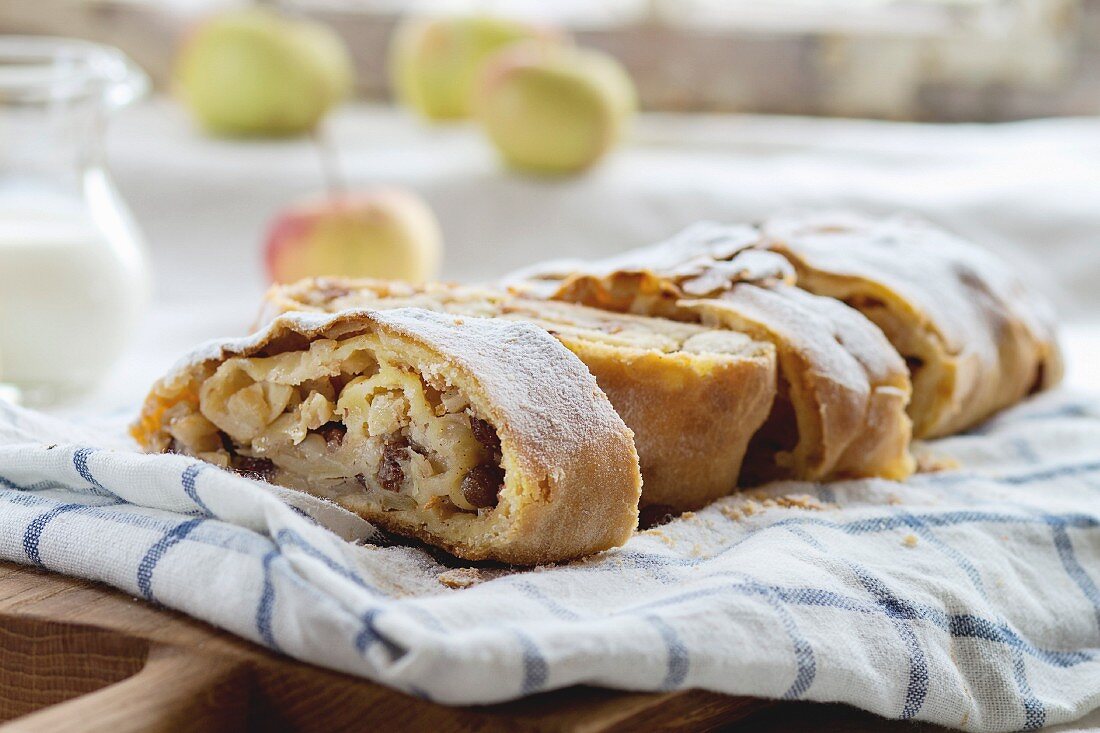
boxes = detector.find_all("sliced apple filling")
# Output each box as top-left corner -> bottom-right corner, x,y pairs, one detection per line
134,307 -> 642,564
163,334 -> 507,518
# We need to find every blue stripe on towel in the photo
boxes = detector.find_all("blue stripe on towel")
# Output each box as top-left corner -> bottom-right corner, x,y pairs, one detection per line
515,630 -> 549,695
355,608 -> 381,654
181,463 -> 212,516
647,615 -> 689,690
1016,651 -> 1046,730
72,447 -> 111,496
0,474 -> 70,493
23,503 -> 84,566
1046,518 -> 1100,633
850,567 -> 929,719
514,581 -> 581,620
257,549 -> 281,651
354,608 -> 405,661
137,517 -> 206,602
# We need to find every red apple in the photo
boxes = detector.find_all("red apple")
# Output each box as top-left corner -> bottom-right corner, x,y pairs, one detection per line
264,189 -> 443,284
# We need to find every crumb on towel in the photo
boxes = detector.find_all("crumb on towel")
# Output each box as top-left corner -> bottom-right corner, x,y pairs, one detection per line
914,449 -> 960,473
438,568 -> 485,589
720,493 -> 831,521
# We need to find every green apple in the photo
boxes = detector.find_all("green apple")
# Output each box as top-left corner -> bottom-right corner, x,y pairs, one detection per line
389,15 -> 560,121
176,8 -> 353,137
265,189 -> 443,284
474,43 -> 636,175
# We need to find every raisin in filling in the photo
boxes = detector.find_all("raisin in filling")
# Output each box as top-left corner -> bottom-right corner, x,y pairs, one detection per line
376,437 -> 409,492
463,416 -> 504,508
233,455 -> 276,482
462,463 -> 504,509
470,415 -> 503,461
317,421 -> 346,448
182,333 -> 511,518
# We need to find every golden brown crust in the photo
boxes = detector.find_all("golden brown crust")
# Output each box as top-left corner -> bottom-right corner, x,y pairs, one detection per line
260,278 -> 777,511
565,338 -> 775,508
687,285 -> 913,481
132,308 -> 641,565
761,212 -> 1064,437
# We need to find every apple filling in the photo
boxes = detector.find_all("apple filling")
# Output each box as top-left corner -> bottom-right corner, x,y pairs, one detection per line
161,334 -> 506,517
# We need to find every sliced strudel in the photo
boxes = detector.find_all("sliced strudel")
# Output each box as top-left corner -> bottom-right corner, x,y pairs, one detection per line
760,212 -> 1063,437
510,223 -> 915,483
261,278 -> 777,512
132,308 -> 642,564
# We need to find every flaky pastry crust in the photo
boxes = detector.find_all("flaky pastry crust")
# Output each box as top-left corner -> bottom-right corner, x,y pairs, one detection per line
509,223 -> 915,483
760,212 -> 1063,437
132,308 -> 641,565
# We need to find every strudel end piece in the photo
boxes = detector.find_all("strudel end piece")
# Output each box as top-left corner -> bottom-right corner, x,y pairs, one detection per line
261,278 -> 778,511
131,308 -> 642,565
512,223 -> 915,483
761,212 -> 1063,437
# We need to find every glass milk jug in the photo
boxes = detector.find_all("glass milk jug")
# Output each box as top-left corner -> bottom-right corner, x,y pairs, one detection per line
0,37 -> 150,405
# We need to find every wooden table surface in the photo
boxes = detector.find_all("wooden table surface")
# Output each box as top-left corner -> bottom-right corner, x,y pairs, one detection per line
0,560 -> 947,732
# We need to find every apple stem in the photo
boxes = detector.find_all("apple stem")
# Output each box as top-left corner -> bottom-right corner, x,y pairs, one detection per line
312,125 -> 347,198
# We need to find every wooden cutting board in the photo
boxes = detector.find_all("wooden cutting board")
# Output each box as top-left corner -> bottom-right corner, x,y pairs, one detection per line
0,561 -> 937,732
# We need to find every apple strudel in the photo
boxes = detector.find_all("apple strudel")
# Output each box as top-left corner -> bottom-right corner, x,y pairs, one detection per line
510,223 -> 915,483
132,308 -> 642,564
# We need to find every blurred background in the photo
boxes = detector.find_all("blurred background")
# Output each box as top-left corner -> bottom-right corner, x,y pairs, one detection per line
8,0 -> 1100,119
1,0 -> 1098,411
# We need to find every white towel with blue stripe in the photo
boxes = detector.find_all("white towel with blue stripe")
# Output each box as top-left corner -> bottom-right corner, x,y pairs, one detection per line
2,391 -> 1100,732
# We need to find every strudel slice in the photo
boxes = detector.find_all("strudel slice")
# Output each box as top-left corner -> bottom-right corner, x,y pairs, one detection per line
760,212 -> 1063,437
132,308 -> 642,564
261,278 -> 777,512
510,223 -> 915,483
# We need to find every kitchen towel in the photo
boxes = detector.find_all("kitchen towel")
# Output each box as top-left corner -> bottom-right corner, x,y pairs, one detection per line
1,391 -> 1100,732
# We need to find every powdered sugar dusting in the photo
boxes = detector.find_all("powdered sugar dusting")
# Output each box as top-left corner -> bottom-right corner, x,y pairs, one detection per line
505,221 -> 906,394
503,222 -> 794,296
705,283 -> 905,391
761,211 -> 1063,435
165,307 -> 634,500
369,308 -> 633,479
762,210 -> 1060,365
